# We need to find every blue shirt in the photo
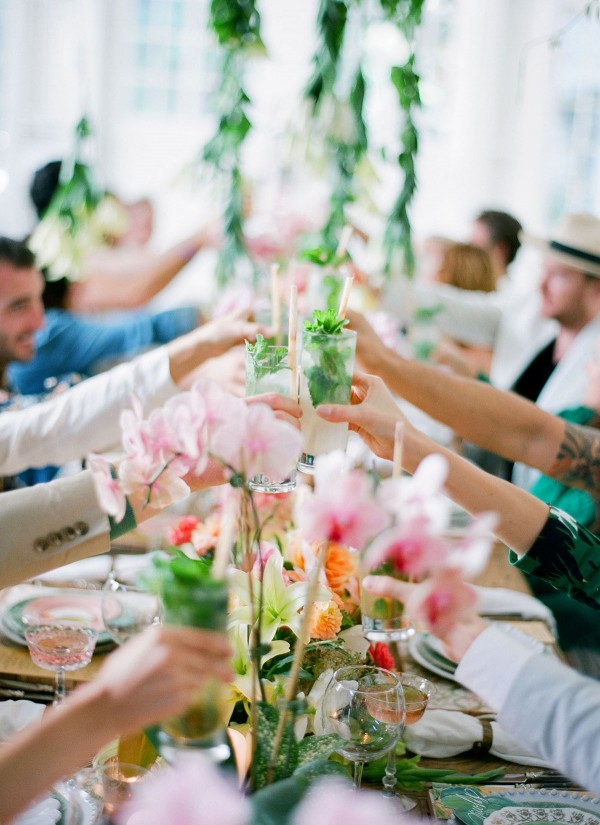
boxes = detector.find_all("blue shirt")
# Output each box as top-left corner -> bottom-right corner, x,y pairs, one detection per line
8,306 -> 198,394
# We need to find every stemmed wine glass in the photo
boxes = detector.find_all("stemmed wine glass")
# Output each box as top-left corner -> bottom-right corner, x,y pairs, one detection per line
101,570 -> 162,646
320,665 -> 405,789
24,624 -> 98,705
382,673 -> 434,810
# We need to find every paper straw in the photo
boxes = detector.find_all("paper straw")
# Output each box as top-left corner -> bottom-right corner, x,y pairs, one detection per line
212,494 -> 237,580
336,224 -> 354,259
337,274 -> 354,320
271,263 -> 281,345
393,421 -> 405,478
288,284 -> 298,399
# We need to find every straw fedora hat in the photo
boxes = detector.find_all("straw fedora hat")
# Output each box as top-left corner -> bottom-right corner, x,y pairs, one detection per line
522,212 -> 600,278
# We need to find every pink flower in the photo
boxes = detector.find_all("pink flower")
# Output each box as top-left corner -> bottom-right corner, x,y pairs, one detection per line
189,513 -> 222,556
211,402 -> 301,480
196,379 -> 247,434
88,454 -> 127,523
291,779 -> 404,825
120,757 -> 250,825
444,513 -> 497,579
378,453 -> 451,532
168,516 -> 201,546
362,524 -> 448,579
406,571 -> 479,637
119,454 -> 191,509
296,452 -> 389,549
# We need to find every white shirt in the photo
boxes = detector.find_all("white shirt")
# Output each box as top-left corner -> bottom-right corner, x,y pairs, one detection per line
456,624 -> 600,793
0,346 -> 177,476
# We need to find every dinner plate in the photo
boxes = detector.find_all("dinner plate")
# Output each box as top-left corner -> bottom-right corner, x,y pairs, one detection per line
0,593 -> 114,650
408,632 -> 458,681
12,794 -> 62,825
434,785 -> 600,825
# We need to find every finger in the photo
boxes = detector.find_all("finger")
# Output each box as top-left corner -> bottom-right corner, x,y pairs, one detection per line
362,575 -> 412,603
316,402 -> 355,423
246,393 -> 302,418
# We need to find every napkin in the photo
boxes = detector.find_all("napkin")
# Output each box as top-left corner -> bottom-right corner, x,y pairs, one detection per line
0,699 -> 45,742
474,586 -> 557,633
404,709 -> 554,768
30,554 -> 113,585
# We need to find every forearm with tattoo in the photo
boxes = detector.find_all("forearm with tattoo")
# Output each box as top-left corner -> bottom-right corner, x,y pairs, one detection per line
549,422 -> 600,498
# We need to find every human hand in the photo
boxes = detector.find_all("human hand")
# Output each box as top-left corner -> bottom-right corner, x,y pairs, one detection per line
197,310 -> 265,357
180,347 -> 247,395
246,391 -> 302,430
95,624 -> 232,738
345,309 -> 394,372
316,372 -> 405,460
583,339 -> 600,414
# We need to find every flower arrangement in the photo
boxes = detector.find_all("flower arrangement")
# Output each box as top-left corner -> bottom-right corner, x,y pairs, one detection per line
90,378 -> 496,807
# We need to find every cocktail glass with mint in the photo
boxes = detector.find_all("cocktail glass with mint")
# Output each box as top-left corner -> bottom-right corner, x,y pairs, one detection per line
152,555 -> 231,763
298,310 -> 357,474
245,336 -> 297,493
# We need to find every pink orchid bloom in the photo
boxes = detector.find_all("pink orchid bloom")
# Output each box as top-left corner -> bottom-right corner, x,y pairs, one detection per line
363,523 -> 448,578
291,779 -> 405,825
406,571 -> 479,637
443,512 -> 498,579
211,402 -> 301,480
379,453 -> 451,532
160,391 -> 209,475
119,454 -> 191,509
87,454 -> 127,523
121,757 -> 250,825
195,379 -> 247,434
296,452 -> 389,549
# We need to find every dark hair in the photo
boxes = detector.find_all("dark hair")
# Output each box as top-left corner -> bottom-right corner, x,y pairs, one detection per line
29,160 -> 62,219
474,209 -> 523,265
0,236 -> 35,269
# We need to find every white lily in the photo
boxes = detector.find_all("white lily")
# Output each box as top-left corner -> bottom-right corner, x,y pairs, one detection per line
228,553 -> 331,642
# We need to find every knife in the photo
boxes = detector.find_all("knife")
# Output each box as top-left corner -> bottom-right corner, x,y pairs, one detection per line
0,687 -> 53,703
493,770 -> 578,786
0,677 -> 54,693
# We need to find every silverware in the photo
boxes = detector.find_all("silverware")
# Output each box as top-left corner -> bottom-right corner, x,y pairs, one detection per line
494,770 -> 577,786
0,687 -> 53,703
0,677 -> 54,693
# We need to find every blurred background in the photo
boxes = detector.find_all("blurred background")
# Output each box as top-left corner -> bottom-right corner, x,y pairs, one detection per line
1,0 -> 599,301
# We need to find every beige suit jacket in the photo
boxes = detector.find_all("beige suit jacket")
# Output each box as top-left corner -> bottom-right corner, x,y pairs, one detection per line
0,470 -> 110,588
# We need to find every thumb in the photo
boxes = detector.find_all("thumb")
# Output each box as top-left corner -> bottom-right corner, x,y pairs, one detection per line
316,403 -> 353,423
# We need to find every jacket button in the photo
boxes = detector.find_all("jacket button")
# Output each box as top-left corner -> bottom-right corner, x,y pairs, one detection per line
46,532 -> 63,548
73,521 -> 89,537
34,538 -> 49,553
60,526 -> 77,542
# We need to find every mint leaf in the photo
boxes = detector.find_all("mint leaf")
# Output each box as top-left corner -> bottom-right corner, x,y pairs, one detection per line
246,334 -> 288,381
304,309 -> 349,336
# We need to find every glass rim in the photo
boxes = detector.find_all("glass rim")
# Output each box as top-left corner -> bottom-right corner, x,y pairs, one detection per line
24,623 -> 99,637
331,664 -> 401,691
302,327 -> 357,340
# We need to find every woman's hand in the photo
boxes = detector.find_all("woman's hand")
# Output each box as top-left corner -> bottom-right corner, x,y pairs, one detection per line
246,392 -> 302,430
95,625 -> 232,738
316,372 -> 405,460
345,309 -> 395,373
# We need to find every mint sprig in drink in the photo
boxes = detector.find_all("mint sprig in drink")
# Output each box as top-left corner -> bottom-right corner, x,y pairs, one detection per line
298,310 -> 357,473
245,336 -> 297,492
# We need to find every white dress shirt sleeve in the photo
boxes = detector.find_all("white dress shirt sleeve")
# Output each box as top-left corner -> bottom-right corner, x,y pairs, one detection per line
456,624 -> 600,793
0,346 -> 177,475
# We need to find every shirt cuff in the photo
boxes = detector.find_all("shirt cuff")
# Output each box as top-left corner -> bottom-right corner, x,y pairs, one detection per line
109,495 -> 137,541
455,624 -> 544,711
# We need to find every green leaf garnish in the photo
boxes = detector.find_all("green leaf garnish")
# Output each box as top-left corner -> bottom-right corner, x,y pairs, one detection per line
303,309 -> 348,336
246,334 -> 288,381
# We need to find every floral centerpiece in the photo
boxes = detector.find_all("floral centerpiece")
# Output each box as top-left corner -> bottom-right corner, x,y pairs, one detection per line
90,377 -> 498,816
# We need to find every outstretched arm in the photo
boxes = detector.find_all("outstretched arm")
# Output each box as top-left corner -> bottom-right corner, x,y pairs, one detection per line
316,372 -> 549,556
346,309 -> 600,497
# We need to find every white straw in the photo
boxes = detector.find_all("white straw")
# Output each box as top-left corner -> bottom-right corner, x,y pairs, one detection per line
212,494 -> 237,580
271,263 -> 281,345
337,274 -> 354,320
288,284 -> 298,399
392,421 -> 405,479
336,225 -> 354,259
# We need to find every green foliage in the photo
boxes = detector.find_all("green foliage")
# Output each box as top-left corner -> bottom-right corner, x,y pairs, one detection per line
209,0 -> 264,49
246,334 -> 289,380
252,702 -> 343,791
304,309 -> 349,336
361,750 -> 506,792
305,0 -> 348,107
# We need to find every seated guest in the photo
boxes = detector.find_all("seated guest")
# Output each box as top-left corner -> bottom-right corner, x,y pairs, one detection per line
29,159 -> 218,313
0,237 -> 204,396
363,573 -> 600,793
0,392 -> 300,588
0,624 -> 232,823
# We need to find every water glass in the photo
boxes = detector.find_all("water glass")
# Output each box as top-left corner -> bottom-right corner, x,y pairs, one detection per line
320,665 -> 404,788
245,342 -> 297,493
154,575 -> 230,763
298,328 -> 357,473
359,561 -> 415,643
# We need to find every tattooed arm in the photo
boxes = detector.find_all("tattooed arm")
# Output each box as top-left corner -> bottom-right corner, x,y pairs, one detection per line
345,309 -> 600,494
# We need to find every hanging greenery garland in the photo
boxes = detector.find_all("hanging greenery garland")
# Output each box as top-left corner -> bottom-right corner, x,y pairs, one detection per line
200,0 -> 425,285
